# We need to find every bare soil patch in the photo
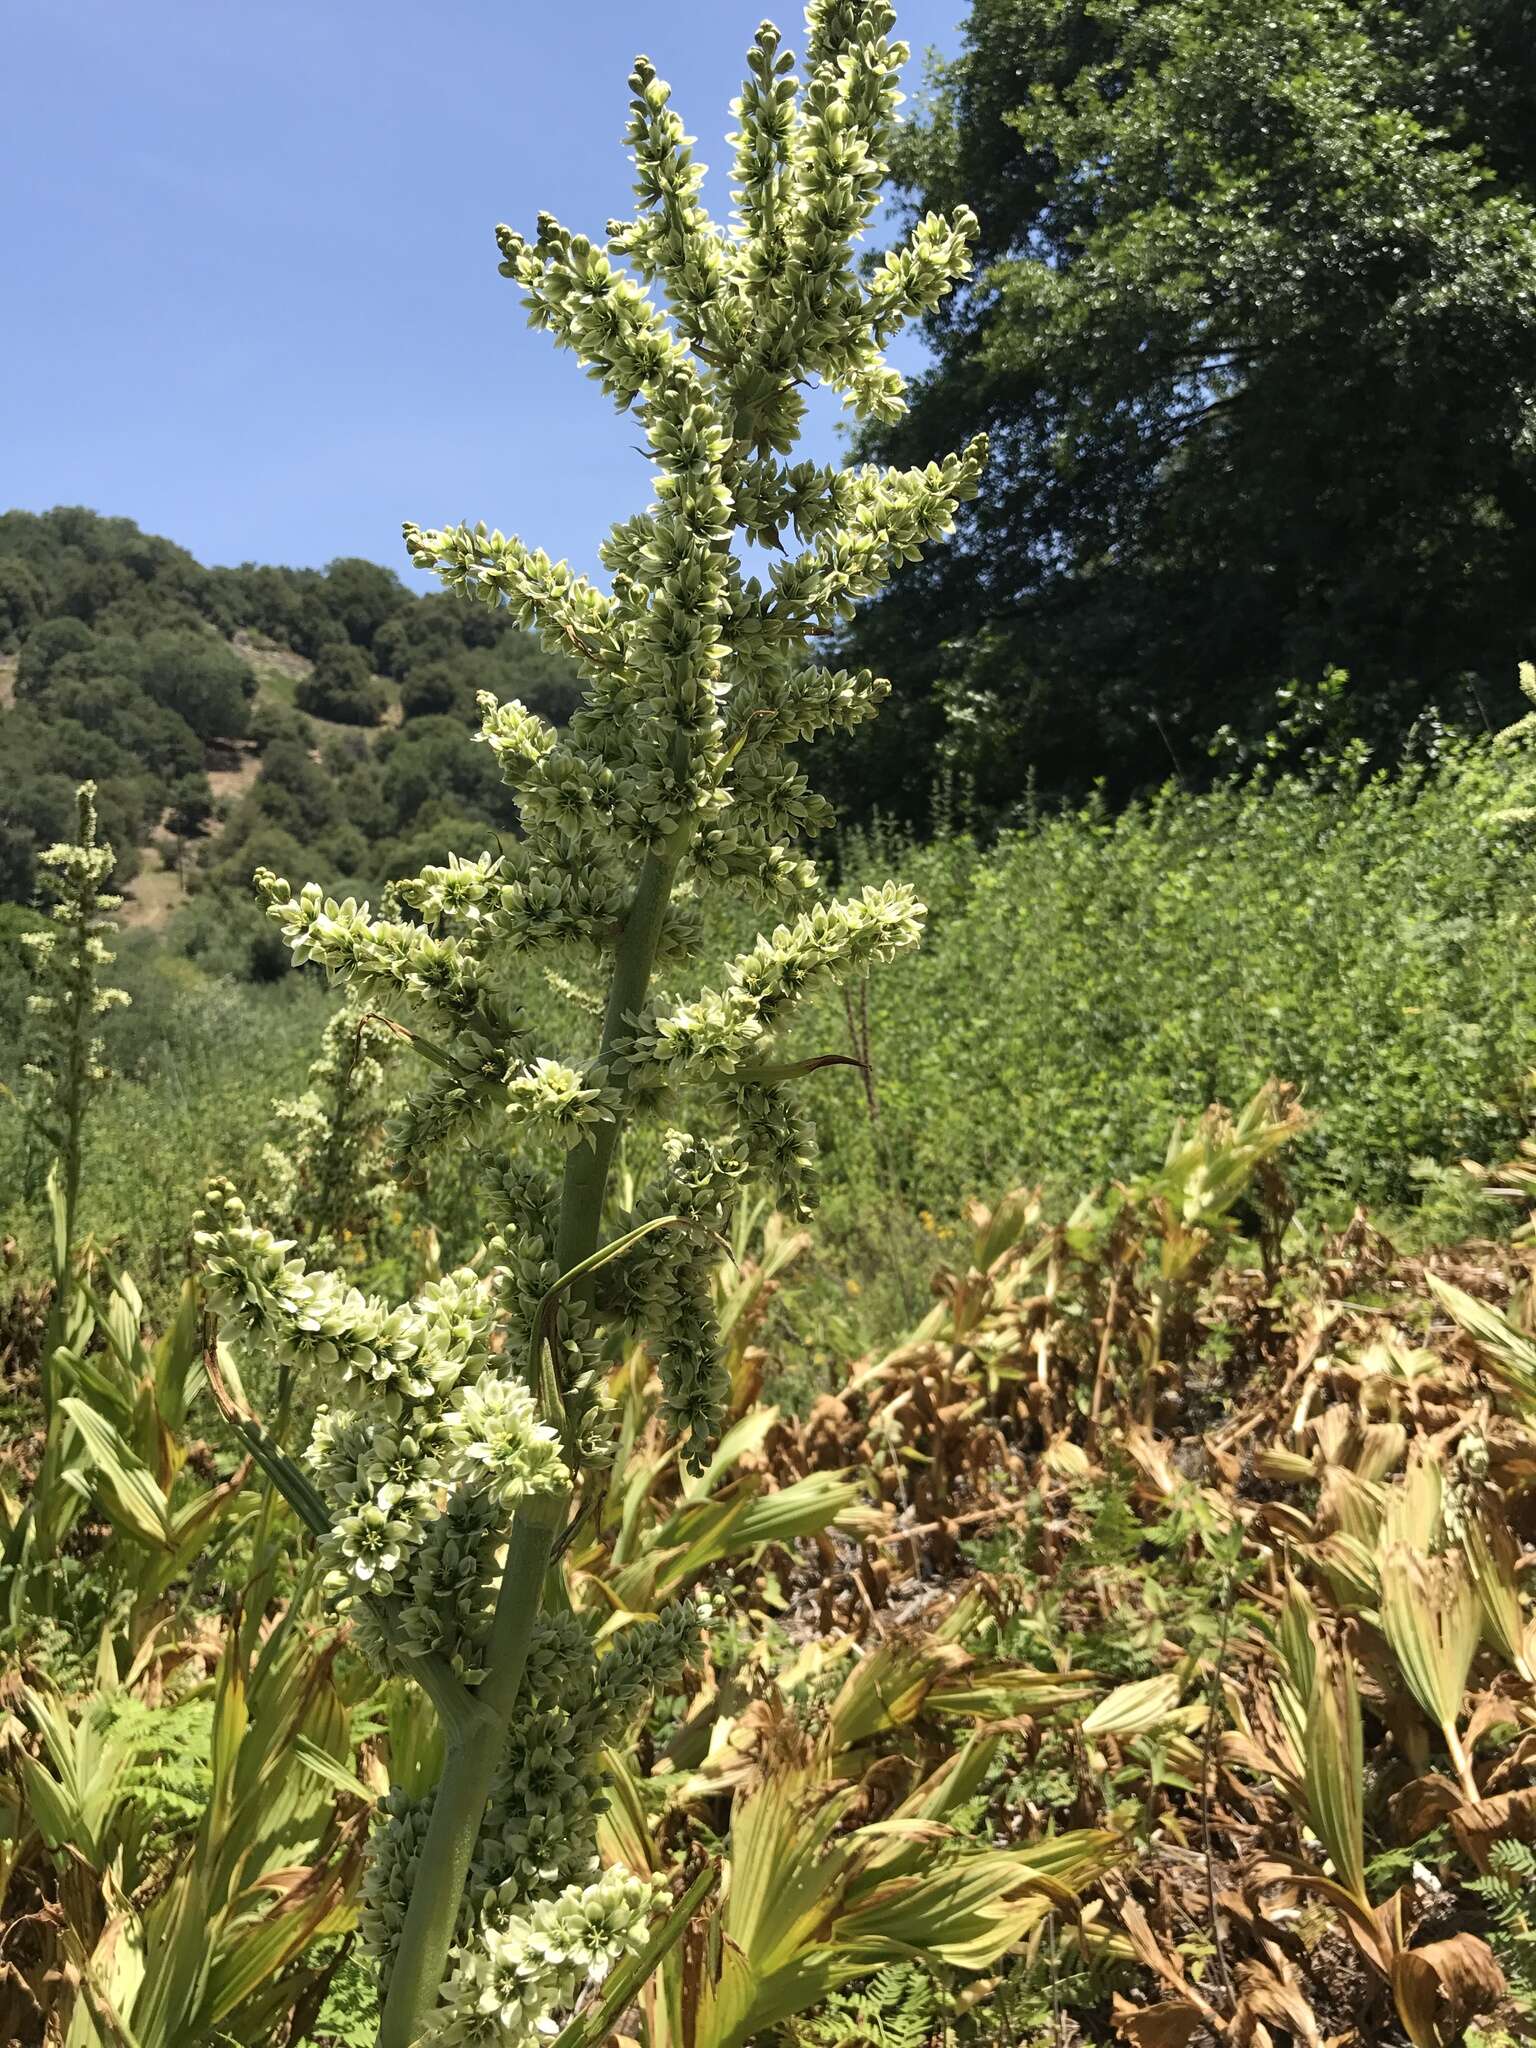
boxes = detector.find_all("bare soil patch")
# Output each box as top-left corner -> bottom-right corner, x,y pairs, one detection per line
118,845 -> 189,928
206,739 -> 262,809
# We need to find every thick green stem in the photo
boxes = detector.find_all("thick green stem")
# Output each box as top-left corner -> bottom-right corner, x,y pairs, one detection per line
375,831 -> 686,2048
555,836 -> 685,1275
39,967 -> 91,1431
376,1503 -> 563,2048
58,915 -> 94,1282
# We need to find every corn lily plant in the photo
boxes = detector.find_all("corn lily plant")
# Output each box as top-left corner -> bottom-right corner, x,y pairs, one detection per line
260,998 -> 402,1264
2,785 -> 141,1617
3,1606 -> 364,2047
604,1731 -> 1120,2048
17,782 -> 129,1301
572,1215 -> 871,1617
194,8 -> 985,2042
2,791 -> 264,1642
598,1581 -> 1120,2048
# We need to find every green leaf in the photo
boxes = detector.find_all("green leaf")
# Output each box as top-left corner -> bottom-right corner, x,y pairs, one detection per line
292,1733 -> 375,1804
1303,1634 -> 1368,1906
58,1398 -> 173,1547
152,1279 -> 206,1433
17,1750 -> 80,1850
1427,1275 -> 1536,1412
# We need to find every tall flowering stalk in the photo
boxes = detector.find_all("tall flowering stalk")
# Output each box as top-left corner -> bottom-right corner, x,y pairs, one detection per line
6,783 -> 131,1593
22,782 -> 130,1268
196,8 -> 984,2043
21,774 -> 131,1449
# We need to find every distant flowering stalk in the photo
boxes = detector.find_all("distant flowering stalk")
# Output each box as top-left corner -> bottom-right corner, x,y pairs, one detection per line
195,7 -> 983,2044
22,782 -> 130,1297
260,997 -> 401,1262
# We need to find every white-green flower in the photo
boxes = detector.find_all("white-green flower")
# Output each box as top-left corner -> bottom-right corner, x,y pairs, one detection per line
333,1501 -> 417,1593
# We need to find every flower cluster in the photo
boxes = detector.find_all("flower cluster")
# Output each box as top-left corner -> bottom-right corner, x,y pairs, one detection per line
437,1868 -> 664,2048
360,1602 -> 699,2036
196,8 -> 983,2038
621,883 -> 926,1087
196,1185 -> 565,1643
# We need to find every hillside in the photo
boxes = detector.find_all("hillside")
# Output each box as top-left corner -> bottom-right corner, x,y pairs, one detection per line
0,507 -> 579,961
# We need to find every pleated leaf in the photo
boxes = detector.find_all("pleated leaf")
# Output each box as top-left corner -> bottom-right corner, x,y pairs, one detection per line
1302,1634 -> 1368,1905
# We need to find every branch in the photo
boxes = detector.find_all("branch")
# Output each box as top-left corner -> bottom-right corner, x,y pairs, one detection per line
203,1316 -> 486,1744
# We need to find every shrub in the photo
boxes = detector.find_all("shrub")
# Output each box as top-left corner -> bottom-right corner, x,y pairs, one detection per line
14,616 -> 95,695
398,659 -> 472,720
249,699 -> 316,751
323,553 -> 409,648
137,624 -> 253,739
166,769 -> 214,840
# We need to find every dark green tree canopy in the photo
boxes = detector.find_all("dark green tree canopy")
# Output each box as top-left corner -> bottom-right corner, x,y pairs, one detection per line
837,0 -> 1536,824
137,628 -> 254,741
294,640 -> 386,726
166,771 -> 215,841
319,555 -> 409,649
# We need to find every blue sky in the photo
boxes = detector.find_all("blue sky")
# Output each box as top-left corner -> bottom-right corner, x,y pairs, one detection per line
3,2 -> 965,588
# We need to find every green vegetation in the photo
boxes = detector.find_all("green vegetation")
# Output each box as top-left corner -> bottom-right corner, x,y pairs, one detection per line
189,7 -> 995,2036
12,926 -> 1536,2046
821,740 -> 1536,1225
0,920 -> 331,1300
10,731 -> 1536,1314
4,1 -> 1536,2045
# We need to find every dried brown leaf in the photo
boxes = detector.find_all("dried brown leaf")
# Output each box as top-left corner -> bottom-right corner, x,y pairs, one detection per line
1387,1772 -> 1463,1841
1448,1785 -> 1536,1873
1234,1959 -> 1324,2048
1391,1934 -> 1505,2048
1110,1995 -> 1210,2048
